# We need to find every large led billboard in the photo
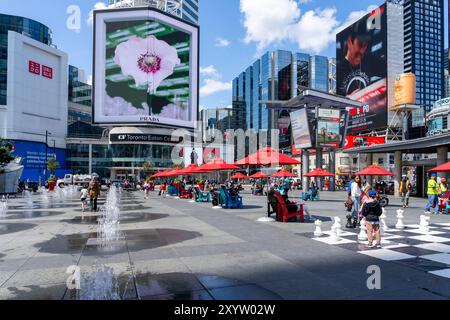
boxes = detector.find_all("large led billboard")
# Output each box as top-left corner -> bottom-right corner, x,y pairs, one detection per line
336,5 -> 387,133
93,7 -> 199,128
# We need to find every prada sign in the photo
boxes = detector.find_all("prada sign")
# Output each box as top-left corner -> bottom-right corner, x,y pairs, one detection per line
110,133 -> 182,144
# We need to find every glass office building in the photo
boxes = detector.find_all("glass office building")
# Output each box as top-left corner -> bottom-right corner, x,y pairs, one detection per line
232,50 -> 332,133
404,0 -> 445,138
0,14 -> 52,105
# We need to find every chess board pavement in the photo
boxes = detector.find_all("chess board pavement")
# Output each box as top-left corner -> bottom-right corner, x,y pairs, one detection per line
302,223 -> 450,280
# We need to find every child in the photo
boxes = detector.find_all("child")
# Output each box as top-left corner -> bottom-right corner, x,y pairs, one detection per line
160,182 -> 167,198
80,187 -> 88,212
361,190 -> 383,249
143,180 -> 150,200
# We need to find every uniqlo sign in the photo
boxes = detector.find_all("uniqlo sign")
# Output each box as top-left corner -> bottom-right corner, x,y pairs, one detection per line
42,65 -> 53,79
28,60 -> 40,75
28,61 -> 53,79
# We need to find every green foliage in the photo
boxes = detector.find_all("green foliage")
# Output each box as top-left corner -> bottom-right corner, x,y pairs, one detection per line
142,161 -> 153,172
47,158 -> 59,174
0,138 -> 15,167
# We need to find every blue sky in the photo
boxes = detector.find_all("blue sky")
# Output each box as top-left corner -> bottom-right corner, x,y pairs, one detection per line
0,0 -> 448,109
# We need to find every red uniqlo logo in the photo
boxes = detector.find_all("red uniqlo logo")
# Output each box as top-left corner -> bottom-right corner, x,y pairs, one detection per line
29,61 -> 40,75
42,65 -> 53,79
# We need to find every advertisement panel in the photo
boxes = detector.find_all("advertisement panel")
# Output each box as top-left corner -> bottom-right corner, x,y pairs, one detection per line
278,109 -> 292,150
344,136 -> 386,149
337,4 -> 388,133
93,8 -> 199,128
290,109 -> 312,149
394,73 -> 416,106
316,109 -> 341,148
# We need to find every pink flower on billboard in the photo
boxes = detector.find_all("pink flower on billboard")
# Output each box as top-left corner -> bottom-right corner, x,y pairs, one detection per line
114,36 -> 181,93
104,95 -> 149,116
159,104 -> 189,121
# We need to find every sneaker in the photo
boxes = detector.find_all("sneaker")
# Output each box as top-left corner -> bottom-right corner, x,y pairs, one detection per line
424,211 -> 431,214
366,243 -> 375,249
376,244 -> 382,249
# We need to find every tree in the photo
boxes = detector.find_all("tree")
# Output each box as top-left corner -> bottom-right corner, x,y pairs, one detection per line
142,161 -> 153,173
47,158 -> 59,175
0,138 -> 15,168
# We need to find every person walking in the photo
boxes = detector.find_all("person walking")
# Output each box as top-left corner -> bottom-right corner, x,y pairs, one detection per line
350,176 -> 362,220
399,176 -> 411,208
88,177 -> 101,212
80,186 -> 88,213
361,190 -> 383,249
143,180 -> 151,200
425,173 -> 439,215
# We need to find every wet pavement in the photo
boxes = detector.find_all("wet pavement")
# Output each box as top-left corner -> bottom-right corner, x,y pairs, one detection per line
0,188 -> 450,300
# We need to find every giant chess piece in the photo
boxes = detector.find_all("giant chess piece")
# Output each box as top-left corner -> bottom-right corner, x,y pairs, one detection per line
346,215 -> 354,229
333,217 -> 343,235
330,225 -> 339,241
358,217 -> 368,241
419,215 -> 431,233
396,209 -> 405,229
352,216 -> 359,229
314,220 -> 323,237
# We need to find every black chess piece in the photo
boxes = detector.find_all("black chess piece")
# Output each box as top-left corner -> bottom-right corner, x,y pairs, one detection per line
346,215 -> 353,229
353,216 -> 359,229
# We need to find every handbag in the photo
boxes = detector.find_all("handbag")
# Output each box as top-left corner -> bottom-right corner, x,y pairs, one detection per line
345,198 -> 353,212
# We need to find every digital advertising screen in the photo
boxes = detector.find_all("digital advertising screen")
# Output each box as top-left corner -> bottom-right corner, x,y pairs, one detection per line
316,109 -> 341,149
93,8 -> 199,129
290,109 -> 312,150
336,4 -> 388,133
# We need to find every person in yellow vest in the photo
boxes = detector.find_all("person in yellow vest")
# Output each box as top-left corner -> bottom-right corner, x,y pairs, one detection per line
399,176 -> 411,208
425,173 -> 439,215
438,178 -> 448,195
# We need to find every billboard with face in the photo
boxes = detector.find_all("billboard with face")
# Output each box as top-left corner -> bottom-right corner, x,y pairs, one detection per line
93,8 -> 199,128
336,4 -> 387,133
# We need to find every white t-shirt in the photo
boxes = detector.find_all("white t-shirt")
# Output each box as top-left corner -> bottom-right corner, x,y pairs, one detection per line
80,189 -> 88,199
351,182 -> 362,198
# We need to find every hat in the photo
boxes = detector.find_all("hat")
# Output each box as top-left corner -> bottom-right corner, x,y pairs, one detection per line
431,173 -> 437,177
368,190 -> 377,198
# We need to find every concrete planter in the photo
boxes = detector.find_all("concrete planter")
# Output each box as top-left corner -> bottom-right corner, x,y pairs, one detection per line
0,162 -> 24,195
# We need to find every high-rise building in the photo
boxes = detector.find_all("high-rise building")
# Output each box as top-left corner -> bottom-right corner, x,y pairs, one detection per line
404,0 -> 445,137
108,0 -> 199,25
0,14 -> 52,105
232,50 -> 332,133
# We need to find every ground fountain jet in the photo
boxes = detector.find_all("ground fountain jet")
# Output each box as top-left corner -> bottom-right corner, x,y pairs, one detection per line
97,186 -> 123,249
24,190 -> 34,208
0,196 -> 8,218
78,263 -> 120,300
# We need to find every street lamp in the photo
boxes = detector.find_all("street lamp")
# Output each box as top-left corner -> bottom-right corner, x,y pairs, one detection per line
44,130 -> 52,182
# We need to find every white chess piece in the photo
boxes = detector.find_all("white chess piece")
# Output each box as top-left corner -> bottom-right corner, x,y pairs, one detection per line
333,217 -> 343,235
314,220 -> 323,237
358,217 -> 368,241
380,208 -> 388,235
330,225 -> 339,241
396,209 -> 405,229
419,215 -> 430,233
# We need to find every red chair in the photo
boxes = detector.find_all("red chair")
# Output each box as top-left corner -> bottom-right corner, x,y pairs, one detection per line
273,192 -> 304,223
180,187 -> 193,199
439,191 -> 450,212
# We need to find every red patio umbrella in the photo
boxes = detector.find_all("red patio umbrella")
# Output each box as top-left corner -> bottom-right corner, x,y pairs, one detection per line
231,173 -> 249,179
250,172 -> 270,179
151,169 -> 172,178
176,164 -> 209,175
356,165 -> 395,176
159,169 -> 182,178
199,157 -> 240,171
429,162 -> 450,172
272,170 -> 297,178
235,147 -> 301,166
304,168 -> 335,177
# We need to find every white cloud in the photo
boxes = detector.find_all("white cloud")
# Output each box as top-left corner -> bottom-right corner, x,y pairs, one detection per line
240,0 -> 380,54
87,2 -> 108,27
215,37 -> 231,47
241,0 -> 301,51
87,75 -> 93,85
200,65 -> 219,77
200,79 -> 232,97
291,8 -> 339,53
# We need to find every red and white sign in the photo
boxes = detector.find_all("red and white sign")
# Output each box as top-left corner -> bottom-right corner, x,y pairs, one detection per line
28,61 -> 40,75
29,60 -> 53,79
344,136 -> 386,149
42,65 -> 53,79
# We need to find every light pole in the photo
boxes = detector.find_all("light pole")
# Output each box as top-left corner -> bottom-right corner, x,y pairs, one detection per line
44,130 -> 52,182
